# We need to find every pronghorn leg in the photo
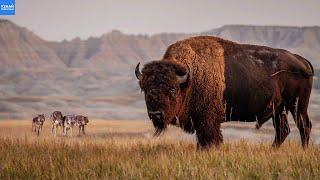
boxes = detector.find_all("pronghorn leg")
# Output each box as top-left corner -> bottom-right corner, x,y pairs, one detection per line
64,127 -> 68,136
55,125 -> 58,137
60,126 -> 64,136
52,124 -> 56,137
52,126 -> 55,136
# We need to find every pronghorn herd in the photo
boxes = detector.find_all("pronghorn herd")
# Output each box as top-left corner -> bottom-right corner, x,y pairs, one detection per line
32,111 -> 89,136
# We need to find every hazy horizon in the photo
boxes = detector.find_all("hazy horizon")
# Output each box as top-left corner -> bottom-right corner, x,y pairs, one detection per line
2,0 -> 320,41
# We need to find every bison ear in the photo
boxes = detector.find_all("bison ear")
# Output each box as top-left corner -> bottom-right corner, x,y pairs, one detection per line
178,72 -> 190,89
175,64 -> 192,89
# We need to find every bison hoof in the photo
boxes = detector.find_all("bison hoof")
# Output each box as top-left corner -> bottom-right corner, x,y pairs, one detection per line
255,123 -> 261,129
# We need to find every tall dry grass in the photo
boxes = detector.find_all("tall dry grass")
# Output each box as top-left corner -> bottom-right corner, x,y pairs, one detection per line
0,120 -> 319,179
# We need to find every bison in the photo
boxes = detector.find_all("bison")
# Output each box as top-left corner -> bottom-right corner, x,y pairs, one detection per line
135,36 -> 313,149
32,114 -> 45,136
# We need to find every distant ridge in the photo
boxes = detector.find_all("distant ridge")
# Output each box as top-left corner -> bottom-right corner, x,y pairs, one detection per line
1,19 -> 320,69
0,19 -> 320,119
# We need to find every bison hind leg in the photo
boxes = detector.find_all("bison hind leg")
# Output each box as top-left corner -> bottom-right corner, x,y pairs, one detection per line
298,113 -> 312,149
272,108 -> 290,147
290,109 -> 312,149
289,96 -> 312,149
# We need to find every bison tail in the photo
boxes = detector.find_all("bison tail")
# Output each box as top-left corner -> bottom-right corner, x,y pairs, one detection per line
305,59 -> 314,76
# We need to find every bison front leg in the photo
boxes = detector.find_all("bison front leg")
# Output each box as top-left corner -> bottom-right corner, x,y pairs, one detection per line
192,114 -> 223,149
272,109 -> 290,147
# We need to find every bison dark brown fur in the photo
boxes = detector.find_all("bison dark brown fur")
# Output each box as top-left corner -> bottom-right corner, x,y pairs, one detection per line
135,36 -> 314,149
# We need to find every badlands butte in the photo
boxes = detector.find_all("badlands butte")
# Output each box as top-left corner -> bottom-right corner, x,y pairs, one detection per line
0,19 -> 320,121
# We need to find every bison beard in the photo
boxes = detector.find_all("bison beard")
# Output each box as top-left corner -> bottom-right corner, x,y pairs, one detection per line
136,36 -> 314,149
152,116 -> 166,137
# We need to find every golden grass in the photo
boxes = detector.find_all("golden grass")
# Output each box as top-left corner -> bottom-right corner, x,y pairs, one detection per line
0,120 -> 319,179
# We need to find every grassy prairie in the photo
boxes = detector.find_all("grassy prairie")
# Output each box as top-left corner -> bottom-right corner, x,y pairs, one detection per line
0,120 -> 319,179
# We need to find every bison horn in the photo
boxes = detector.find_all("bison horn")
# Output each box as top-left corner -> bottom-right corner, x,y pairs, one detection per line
177,73 -> 188,84
175,116 -> 180,125
135,62 -> 142,80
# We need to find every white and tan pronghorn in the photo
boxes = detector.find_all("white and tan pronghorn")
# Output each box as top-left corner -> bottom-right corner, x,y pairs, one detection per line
63,114 -> 89,136
32,114 -> 45,136
62,114 -> 76,136
50,111 -> 64,136
75,115 -> 89,135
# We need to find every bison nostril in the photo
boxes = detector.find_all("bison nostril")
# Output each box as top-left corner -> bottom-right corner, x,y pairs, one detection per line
148,110 -> 163,121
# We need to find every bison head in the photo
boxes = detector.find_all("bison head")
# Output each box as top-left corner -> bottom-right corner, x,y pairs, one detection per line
135,60 -> 191,136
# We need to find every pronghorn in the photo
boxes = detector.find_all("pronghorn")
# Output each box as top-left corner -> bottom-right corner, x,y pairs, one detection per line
63,115 -> 76,136
75,115 -> 89,135
50,111 -> 64,136
32,114 -> 45,136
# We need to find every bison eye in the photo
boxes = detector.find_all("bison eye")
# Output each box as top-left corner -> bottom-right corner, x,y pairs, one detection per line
169,88 -> 176,96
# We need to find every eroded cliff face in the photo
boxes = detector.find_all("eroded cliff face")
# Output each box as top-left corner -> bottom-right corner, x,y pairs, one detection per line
0,19 -> 65,69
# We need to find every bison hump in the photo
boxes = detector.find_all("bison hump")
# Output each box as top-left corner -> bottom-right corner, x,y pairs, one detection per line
254,50 -> 278,62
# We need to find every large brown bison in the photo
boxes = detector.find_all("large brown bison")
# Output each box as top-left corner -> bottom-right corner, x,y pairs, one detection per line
135,36 -> 314,149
